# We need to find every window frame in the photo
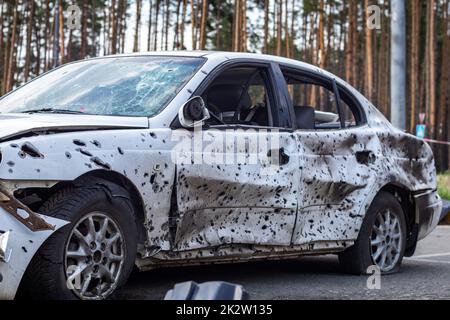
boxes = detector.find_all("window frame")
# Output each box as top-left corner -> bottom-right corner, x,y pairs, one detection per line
189,60 -> 290,131
279,64 -> 367,131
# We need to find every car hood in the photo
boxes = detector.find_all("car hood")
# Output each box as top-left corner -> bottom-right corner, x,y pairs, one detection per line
0,113 -> 149,141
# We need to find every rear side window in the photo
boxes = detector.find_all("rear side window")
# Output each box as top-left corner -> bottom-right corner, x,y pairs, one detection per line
281,68 -> 361,130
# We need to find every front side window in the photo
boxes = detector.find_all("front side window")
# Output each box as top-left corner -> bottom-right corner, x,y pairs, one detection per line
202,67 -> 274,127
0,56 -> 204,117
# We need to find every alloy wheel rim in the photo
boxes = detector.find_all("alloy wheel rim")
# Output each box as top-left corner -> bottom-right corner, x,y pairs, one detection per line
64,212 -> 125,300
370,209 -> 402,272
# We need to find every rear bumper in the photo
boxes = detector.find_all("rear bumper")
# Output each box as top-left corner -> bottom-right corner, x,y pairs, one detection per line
414,189 -> 442,240
0,208 -> 67,300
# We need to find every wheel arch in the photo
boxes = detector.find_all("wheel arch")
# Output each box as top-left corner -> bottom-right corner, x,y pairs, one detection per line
14,169 -> 148,245
73,170 -> 147,244
375,183 -> 417,257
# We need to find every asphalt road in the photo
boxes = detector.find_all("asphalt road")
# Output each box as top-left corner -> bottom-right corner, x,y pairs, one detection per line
116,226 -> 450,300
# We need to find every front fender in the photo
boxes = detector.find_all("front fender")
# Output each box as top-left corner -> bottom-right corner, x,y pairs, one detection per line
0,128 -> 177,251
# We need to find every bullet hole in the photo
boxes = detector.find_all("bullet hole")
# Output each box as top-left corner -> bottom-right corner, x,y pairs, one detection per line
65,152 -> 72,159
91,140 -> 101,148
7,161 -> 15,167
150,132 -> 157,139
18,151 -> 26,158
22,246 -> 28,253
21,142 -> 44,158
150,174 -> 156,184
76,148 -> 93,157
73,139 -> 86,147
118,147 -> 124,155
10,143 -> 19,148
90,157 -> 111,170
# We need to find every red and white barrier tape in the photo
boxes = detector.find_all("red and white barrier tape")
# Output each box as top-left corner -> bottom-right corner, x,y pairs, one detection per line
423,138 -> 450,146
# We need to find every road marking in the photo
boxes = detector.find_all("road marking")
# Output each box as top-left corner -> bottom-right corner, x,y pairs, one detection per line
411,252 -> 450,259
405,258 -> 450,265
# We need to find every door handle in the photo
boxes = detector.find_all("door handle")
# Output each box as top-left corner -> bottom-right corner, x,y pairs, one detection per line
267,148 -> 290,166
355,150 -> 376,165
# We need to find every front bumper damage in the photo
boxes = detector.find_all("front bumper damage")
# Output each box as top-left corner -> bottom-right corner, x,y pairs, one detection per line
0,188 -> 68,299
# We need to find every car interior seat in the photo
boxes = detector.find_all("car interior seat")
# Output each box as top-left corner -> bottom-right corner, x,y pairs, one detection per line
206,84 -> 252,123
294,106 -> 315,129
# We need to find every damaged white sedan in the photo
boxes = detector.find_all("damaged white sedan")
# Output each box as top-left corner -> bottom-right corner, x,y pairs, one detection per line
0,51 -> 442,300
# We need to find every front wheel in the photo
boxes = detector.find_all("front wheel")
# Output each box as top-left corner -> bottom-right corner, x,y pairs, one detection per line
23,186 -> 137,300
339,191 -> 407,275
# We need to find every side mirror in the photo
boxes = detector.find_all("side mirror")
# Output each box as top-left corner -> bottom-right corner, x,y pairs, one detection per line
178,96 -> 210,128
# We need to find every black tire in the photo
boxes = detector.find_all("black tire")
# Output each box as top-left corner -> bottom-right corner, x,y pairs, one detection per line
22,185 -> 137,300
339,191 -> 407,275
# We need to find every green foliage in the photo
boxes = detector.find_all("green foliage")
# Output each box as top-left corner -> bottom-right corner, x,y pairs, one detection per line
438,172 -> 450,200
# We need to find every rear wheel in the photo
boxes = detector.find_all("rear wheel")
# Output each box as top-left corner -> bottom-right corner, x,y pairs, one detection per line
23,186 -> 137,300
339,191 -> 407,275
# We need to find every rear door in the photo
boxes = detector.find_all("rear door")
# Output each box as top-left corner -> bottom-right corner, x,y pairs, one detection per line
172,62 -> 300,251
279,66 -> 377,248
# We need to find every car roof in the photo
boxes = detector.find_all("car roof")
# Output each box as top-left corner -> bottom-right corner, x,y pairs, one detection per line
104,50 -> 319,71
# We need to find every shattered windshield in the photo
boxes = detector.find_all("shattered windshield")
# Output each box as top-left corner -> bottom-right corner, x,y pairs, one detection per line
0,56 -> 204,116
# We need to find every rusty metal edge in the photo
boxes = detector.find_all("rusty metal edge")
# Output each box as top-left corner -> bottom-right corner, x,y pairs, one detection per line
0,186 -> 55,231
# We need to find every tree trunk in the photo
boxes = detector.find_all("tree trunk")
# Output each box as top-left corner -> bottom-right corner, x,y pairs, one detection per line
409,0 -> 420,132
111,0 -> 117,54
425,0 -> 436,138
439,0 -> 450,168
364,0 -> 373,100
81,0 -> 88,57
318,0 -> 325,68
263,0 -> 268,53
180,0 -> 187,49
0,1 -> 5,91
2,4 -> 11,94
154,0 -> 160,50
164,0 -> 169,50
59,0 -> 64,64
147,0 -> 153,51
232,0 -> 239,51
284,0 -> 289,57
345,0 -> 355,86
6,0 -> 18,93
190,0 -> 197,49
43,0 -> 50,71
241,0 -> 247,51
199,0 -> 208,49
24,0 -> 34,82
215,0 -> 221,49
173,0 -> 182,49
276,0 -> 282,56
134,0 -> 142,52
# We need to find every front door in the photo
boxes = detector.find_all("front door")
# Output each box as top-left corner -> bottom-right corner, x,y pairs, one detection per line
172,63 -> 300,251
